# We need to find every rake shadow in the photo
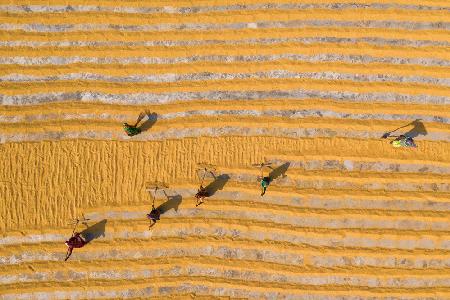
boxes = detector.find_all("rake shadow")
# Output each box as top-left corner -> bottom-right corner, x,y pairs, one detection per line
404,119 -> 427,138
157,194 -> 183,214
205,174 -> 230,197
381,119 -> 427,139
80,219 -> 107,244
139,112 -> 158,133
268,162 -> 290,181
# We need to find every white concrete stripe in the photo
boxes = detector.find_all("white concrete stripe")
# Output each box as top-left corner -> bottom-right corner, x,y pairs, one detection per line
0,284 -> 440,300
1,109 -> 447,125
1,71 -> 448,86
2,264 -> 449,288
2,36 -> 448,48
1,225 -> 449,260
0,126 -> 449,144
267,157 -> 450,174
1,3 -> 448,14
1,20 -> 449,32
198,171 -> 450,192
1,90 -> 448,106
84,208 -> 450,232
1,54 -> 447,67
2,241 -> 448,270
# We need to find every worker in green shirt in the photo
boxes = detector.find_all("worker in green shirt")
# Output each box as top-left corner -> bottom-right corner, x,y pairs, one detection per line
123,112 -> 146,137
252,161 -> 274,197
260,176 -> 271,196
123,122 -> 142,136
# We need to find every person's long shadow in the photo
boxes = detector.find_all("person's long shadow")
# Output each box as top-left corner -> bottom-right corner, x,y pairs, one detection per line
80,219 -> 107,244
158,194 -> 183,214
382,119 -> 427,139
205,174 -> 230,197
139,112 -> 158,133
268,162 -> 290,181
404,119 -> 427,138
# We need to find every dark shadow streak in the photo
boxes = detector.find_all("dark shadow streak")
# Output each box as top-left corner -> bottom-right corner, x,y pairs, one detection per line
158,194 -> 183,214
381,119 -> 427,139
269,162 -> 290,181
404,119 -> 427,138
205,174 -> 230,197
80,219 -> 107,244
139,112 -> 158,133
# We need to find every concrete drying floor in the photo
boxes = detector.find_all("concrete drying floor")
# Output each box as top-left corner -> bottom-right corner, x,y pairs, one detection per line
0,0 -> 449,299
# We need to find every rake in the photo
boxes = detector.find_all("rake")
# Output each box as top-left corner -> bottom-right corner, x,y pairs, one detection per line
381,119 -> 422,139
67,214 -> 90,235
145,181 -> 169,208
196,163 -> 217,186
251,160 -> 273,180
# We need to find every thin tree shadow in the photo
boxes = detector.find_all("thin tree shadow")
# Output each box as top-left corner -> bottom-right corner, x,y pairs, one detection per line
268,162 -> 290,181
139,112 -> 158,133
205,174 -> 230,197
158,194 -> 183,214
381,119 -> 427,139
80,219 -> 107,244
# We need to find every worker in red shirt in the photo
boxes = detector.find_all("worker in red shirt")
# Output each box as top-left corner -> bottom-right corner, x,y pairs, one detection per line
147,204 -> 161,228
195,185 -> 210,207
64,232 -> 86,261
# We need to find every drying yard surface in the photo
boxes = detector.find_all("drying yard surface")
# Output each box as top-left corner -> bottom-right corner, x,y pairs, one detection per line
0,0 -> 450,299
